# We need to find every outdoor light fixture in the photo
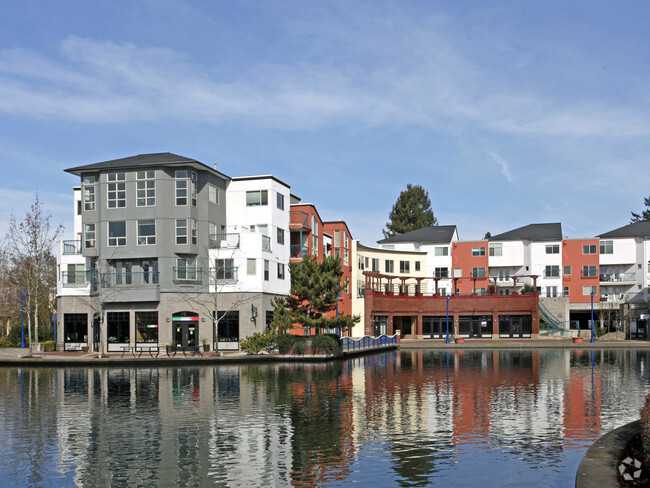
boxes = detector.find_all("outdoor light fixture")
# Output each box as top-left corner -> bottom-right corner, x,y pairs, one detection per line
251,304 -> 258,322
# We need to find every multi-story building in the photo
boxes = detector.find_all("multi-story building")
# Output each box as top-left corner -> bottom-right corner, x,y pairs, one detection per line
57,153 -> 290,353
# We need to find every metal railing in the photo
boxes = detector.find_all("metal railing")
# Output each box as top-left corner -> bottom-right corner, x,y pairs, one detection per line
61,271 -> 87,285
209,233 -> 240,249
290,210 -> 311,229
215,266 -> 238,281
173,267 -> 202,282
290,244 -> 309,258
341,334 -> 399,352
600,272 -> 635,283
101,271 -> 160,288
63,240 -> 82,255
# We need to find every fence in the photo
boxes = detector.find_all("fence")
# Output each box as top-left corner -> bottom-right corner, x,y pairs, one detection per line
341,334 -> 399,353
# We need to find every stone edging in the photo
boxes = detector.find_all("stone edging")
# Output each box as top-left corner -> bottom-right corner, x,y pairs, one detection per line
576,419 -> 640,488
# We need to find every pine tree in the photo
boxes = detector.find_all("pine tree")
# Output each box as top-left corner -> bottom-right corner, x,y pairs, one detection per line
383,184 -> 437,238
631,195 -> 650,222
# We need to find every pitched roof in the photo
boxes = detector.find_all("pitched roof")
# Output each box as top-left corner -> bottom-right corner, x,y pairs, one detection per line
598,220 -> 650,238
65,152 -> 230,180
490,223 -> 562,242
377,225 -> 457,244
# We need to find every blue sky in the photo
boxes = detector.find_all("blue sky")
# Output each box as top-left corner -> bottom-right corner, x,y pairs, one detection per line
1,0 -> 649,245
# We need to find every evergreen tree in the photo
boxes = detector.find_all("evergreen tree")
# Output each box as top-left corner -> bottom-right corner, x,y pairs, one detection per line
383,184 -> 437,238
631,195 -> 650,222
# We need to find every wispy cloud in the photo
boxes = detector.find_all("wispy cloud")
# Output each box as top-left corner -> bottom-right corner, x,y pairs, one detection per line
485,150 -> 515,183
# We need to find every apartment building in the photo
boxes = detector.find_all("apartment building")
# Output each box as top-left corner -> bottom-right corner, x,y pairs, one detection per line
57,153 -> 290,353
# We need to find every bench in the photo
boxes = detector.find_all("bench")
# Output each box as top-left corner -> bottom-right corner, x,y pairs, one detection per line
135,344 -> 159,358
165,345 -> 202,357
64,343 -> 84,352
120,345 -> 132,358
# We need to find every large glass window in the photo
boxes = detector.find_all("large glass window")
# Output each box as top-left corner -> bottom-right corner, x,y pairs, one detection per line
385,260 -> 394,273
65,263 -> 85,285
545,265 -> 560,277
472,247 -> 486,256
372,258 -> 379,272
216,259 -> 236,280
400,261 -> 410,273
208,184 -> 219,204
246,190 -> 268,206
583,285 -> 598,295
107,311 -> 130,343
600,240 -> 613,254
435,247 -> 448,256
176,257 -> 198,281
175,170 -> 188,205
135,311 -> 158,344
107,173 -> 126,208
583,265 -> 598,277
435,267 -> 448,278
83,176 -> 95,211
217,311 -> 239,344
498,315 -> 532,338
247,259 -> 256,275
546,244 -> 559,254
108,221 -> 126,246
489,243 -> 502,256
583,244 -> 597,254
84,223 -> 95,249
137,219 -> 156,245
136,170 -> 155,207
472,267 -> 486,278
142,259 -> 159,284
176,219 -> 188,245
63,313 -> 87,343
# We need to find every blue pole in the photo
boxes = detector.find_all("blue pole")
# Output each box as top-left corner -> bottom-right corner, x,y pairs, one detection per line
590,292 -> 595,343
445,295 -> 450,344
20,289 -> 26,348
53,313 -> 57,343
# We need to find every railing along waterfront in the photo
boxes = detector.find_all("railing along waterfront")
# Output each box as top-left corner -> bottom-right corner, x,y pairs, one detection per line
341,333 -> 399,352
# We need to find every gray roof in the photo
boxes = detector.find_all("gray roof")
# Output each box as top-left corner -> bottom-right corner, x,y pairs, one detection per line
377,225 -> 457,244
490,223 -> 562,242
598,220 -> 650,238
65,152 -> 230,180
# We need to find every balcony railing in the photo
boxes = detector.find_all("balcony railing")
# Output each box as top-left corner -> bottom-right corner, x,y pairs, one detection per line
290,244 -> 309,258
262,235 -> 271,252
63,240 -> 82,255
173,266 -> 202,282
61,271 -> 88,286
600,272 -> 635,283
209,233 -> 240,249
100,271 -> 160,288
600,293 -> 625,302
215,266 -> 238,281
290,210 -> 311,229
543,271 -> 561,278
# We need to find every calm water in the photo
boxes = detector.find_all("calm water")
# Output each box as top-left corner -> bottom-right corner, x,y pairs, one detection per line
1,349 -> 649,487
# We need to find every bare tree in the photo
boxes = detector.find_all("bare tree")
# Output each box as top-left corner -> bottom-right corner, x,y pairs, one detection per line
7,195 -> 63,353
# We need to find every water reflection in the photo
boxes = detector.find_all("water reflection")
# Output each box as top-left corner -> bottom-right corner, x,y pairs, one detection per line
0,349 -> 649,487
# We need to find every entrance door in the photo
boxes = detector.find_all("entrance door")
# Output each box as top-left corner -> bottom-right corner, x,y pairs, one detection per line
93,313 -> 100,352
172,312 -> 199,347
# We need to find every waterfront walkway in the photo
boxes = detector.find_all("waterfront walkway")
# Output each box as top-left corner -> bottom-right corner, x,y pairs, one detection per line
1,338 -> 649,366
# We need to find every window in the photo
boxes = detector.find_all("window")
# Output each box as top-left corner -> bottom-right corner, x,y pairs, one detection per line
175,170 -> 188,205
545,265 -> 560,277
454,268 -> 462,277
372,258 -> 379,272
344,233 -> 349,248
435,247 -> 449,256
583,244 -> 597,254
472,267 -> 486,278
142,259 -> 158,284
191,219 -> 197,245
247,259 -> 256,275
107,312 -> 129,344
385,260 -> 394,273
583,265 -> 598,278
473,287 -> 487,296
563,266 -> 571,276
63,313 -> 87,343
489,243 -> 502,256
546,244 -> 560,254
83,176 -> 95,211
190,172 -> 197,206
600,240 -> 613,254
137,220 -> 156,245
216,259 -> 235,280
546,286 -> 558,297
312,216 -> 318,236
135,311 -> 158,344
176,257 -> 198,280
216,310 -> 239,343
176,219 -> 188,245
108,221 -> 126,246
400,261 -> 410,273
334,230 -> 340,247
277,228 -> 285,245
65,264 -> 85,285
313,235 -> 318,256
246,190 -> 268,206
84,223 -> 95,249
277,263 -> 285,279
435,267 -> 448,278
365,257 -> 369,268
344,276 -> 349,294
563,286 -> 569,296
107,172 -> 126,208
264,260 -> 269,281
277,192 -> 284,210
472,247 -> 486,256
415,261 -> 421,272
583,286 -> 598,296
136,171 -> 155,207
344,249 -> 349,266
208,184 -> 219,204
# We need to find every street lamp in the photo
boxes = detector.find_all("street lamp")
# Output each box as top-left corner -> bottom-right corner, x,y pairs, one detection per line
590,291 -> 595,343
20,289 -> 26,348
445,295 -> 450,344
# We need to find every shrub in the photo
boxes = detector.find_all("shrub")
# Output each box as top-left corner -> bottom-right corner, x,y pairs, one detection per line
292,338 -> 306,355
597,327 -> 608,337
0,337 -> 13,348
240,329 -> 276,354
640,394 -> 650,462
275,334 -> 296,354
311,334 -> 343,357
7,323 -> 23,347
43,340 -> 56,352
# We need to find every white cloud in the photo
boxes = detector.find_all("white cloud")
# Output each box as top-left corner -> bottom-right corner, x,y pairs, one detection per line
485,150 -> 515,183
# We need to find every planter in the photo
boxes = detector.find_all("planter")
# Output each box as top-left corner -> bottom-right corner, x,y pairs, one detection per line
203,344 -> 210,352
81,346 -> 89,353
455,338 -> 465,344
573,337 -> 583,343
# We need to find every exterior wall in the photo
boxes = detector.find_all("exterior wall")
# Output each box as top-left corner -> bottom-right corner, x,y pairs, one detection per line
451,241 -> 489,294
562,239 -> 599,304
530,240 -> 562,297
289,204 -> 324,262
323,221 -> 353,322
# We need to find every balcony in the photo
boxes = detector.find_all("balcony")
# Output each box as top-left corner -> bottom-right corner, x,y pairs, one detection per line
100,271 -> 160,288
600,293 -> 625,303
290,210 -> 311,230
600,272 -> 635,283
173,267 -> 202,283
290,244 -> 309,259
209,233 -> 240,249
62,240 -> 82,255
215,266 -> 238,282
61,271 -> 88,286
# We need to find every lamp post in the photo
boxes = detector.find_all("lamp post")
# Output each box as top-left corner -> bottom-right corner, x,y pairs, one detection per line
445,295 -> 450,344
590,291 -> 595,343
20,289 -> 26,348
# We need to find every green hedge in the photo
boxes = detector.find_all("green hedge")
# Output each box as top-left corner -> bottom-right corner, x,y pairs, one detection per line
311,334 -> 342,357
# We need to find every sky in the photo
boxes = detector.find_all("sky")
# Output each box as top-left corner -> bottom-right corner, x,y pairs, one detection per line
1,0 -> 649,246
